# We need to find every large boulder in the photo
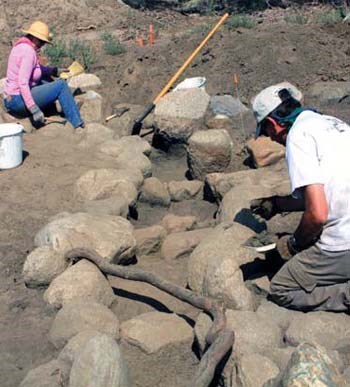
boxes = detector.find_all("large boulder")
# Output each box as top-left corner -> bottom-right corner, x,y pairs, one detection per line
234,353 -> 279,387
114,151 -> 152,178
98,136 -> 151,157
75,168 -> 142,202
35,212 -> 136,263
22,246 -> 68,288
155,88 -> 210,120
58,330 -> 102,366
188,223 -> 257,310
306,81 -> 350,104
83,195 -> 132,218
209,95 -> 249,118
49,302 -> 120,348
153,116 -> 202,147
246,136 -> 285,168
161,213 -> 197,233
76,90 -> 103,123
69,334 -> 130,387
139,177 -> 171,207
161,228 -> 212,260
68,73 -> 102,91
216,162 -> 290,226
269,343 -> 345,386
77,123 -> 116,149
134,225 -> 167,256
195,309 -> 283,356
120,311 -> 193,354
187,129 -> 233,180
19,360 -> 69,387
43,259 -> 115,309
285,311 -> 350,350
206,161 -> 289,203
167,180 -> 203,201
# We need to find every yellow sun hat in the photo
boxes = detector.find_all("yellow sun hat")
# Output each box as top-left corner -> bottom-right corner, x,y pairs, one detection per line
22,21 -> 52,43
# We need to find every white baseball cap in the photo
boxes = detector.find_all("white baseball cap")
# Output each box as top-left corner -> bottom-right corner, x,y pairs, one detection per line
251,82 -> 303,137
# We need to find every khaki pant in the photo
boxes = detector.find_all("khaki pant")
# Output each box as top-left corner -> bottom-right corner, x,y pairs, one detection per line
270,245 -> 350,312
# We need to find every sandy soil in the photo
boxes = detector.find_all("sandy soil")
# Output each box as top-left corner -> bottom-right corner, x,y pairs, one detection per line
1,2 -> 350,386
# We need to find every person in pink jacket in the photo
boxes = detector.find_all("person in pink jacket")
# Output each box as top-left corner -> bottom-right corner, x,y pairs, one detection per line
3,21 -> 84,129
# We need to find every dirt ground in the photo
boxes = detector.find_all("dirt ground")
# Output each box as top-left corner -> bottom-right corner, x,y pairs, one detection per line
1,2 -> 350,386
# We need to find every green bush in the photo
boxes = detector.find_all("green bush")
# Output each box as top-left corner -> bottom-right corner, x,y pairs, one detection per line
316,8 -> 344,24
45,39 -> 96,70
101,32 -> 126,56
67,40 -> 96,70
284,14 -> 309,24
44,40 -> 68,66
227,14 -> 256,29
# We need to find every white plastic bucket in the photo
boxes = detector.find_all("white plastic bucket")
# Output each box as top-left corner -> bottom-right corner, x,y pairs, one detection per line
173,77 -> 207,91
0,123 -> 24,169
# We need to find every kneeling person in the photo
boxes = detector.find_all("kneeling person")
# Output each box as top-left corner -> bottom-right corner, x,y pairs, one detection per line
251,82 -> 350,312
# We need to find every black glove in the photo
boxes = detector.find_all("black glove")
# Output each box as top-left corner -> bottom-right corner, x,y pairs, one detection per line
276,234 -> 300,261
52,67 -> 69,77
250,196 -> 278,220
29,104 -> 45,124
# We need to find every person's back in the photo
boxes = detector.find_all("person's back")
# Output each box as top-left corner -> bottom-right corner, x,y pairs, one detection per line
286,110 -> 350,251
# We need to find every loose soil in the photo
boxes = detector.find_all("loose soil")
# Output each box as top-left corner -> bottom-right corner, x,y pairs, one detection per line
1,2 -> 350,386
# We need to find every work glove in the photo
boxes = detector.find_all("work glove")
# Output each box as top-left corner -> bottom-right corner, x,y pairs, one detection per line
29,105 -> 45,124
276,234 -> 300,261
250,196 -> 278,220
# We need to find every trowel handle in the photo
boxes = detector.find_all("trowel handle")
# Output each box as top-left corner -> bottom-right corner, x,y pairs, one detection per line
131,102 -> 155,135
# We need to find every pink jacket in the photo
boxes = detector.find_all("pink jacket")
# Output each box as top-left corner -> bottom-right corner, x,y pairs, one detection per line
4,37 -> 55,109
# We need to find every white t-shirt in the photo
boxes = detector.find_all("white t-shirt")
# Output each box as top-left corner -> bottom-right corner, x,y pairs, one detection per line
286,110 -> 350,251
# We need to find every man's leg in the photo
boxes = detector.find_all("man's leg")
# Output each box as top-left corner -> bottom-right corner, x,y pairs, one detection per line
270,245 -> 350,312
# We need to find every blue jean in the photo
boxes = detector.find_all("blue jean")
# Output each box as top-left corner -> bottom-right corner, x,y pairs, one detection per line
4,79 -> 84,128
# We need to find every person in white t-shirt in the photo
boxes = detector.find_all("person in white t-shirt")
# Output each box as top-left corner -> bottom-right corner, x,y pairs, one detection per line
250,81 -> 350,312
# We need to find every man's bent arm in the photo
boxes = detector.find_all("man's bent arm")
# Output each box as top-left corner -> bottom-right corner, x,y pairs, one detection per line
293,184 -> 328,248
275,195 -> 305,212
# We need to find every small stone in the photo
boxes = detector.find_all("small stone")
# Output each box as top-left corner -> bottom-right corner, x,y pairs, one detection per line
167,180 -> 203,202
134,225 -> 167,256
139,177 -> 170,207
44,259 -> 115,309
161,214 -> 197,233
69,334 -> 130,387
23,246 -> 68,287
68,73 -> 102,91
161,228 -> 212,260
49,302 -> 119,349
247,136 -> 285,168
187,129 -> 233,180
121,312 -> 193,354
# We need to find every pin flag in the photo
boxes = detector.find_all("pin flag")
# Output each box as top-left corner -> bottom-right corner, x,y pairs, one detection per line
137,32 -> 143,47
149,24 -> 155,46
